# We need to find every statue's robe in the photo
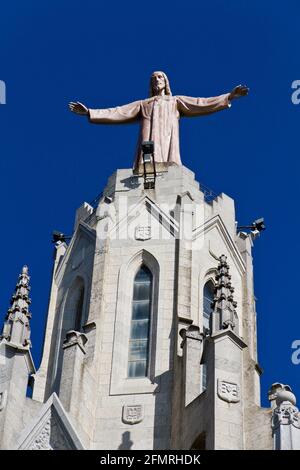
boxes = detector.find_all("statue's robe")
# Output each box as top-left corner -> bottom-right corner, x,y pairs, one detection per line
88,93 -> 231,169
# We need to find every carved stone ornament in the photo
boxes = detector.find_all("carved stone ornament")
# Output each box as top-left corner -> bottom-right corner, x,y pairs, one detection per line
2,265 -> 32,347
29,418 -> 52,450
63,330 -> 88,353
217,379 -> 240,403
135,226 -> 151,241
213,255 -> 238,332
122,405 -> 144,425
272,402 -> 300,430
179,325 -> 204,348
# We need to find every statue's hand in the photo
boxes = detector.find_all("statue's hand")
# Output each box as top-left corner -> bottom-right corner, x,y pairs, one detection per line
229,85 -> 249,100
69,101 -> 89,115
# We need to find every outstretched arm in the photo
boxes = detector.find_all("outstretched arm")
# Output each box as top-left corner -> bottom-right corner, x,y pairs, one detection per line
228,85 -> 249,101
69,100 -> 141,124
177,85 -> 249,117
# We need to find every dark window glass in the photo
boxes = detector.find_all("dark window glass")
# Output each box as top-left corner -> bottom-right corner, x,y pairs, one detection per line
133,282 -> 151,301
202,281 -> 214,392
132,301 -> 151,320
128,266 -> 152,378
203,282 -> 214,332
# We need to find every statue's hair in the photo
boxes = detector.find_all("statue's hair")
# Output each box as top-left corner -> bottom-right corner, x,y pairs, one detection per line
149,71 -> 172,97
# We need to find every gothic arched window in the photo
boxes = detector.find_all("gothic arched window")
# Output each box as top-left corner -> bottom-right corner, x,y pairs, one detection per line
52,277 -> 86,393
128,265 -> 153,378
203,281 -> 214,335
201,280 -> 214,393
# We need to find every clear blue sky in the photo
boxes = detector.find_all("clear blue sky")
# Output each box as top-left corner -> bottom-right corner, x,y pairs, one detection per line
1,0 -> 299,407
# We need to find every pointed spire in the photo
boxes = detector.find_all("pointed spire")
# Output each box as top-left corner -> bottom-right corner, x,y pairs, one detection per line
212,255 -> 238,331
1,265 -> 32,347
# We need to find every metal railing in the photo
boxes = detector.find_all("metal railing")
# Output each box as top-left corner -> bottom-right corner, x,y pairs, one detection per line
88,183 -> 218,209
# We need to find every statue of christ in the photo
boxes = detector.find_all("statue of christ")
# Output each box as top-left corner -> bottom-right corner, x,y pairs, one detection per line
69,71 -> 248,170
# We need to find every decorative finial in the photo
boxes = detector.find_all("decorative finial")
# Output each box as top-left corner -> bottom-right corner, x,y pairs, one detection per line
1,266 -> 32,347
212,255 -> 238,331
22,265 -> 29,275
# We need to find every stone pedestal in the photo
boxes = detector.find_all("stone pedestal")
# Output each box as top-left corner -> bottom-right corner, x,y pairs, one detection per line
271,387 -> 300,450
59,331 -> 87,412
204,329 -> 247,450
0,342 -> 35,449
180,325 -> 204,406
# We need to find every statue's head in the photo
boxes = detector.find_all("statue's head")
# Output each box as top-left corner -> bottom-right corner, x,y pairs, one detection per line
149,71 -> 172,97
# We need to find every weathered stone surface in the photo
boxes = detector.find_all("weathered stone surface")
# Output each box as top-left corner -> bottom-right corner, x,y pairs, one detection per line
16,393 -> 84,450
0,164 -> 290,450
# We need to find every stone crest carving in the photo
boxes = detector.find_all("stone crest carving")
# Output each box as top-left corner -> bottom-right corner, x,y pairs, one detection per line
122,405 -> 144,425
217,379 -> 240,403
135,226 -> 151,241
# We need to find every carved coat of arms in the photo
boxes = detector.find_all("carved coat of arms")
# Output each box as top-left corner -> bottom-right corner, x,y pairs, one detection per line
135,226 -> 151,241
217,379 -> 240,403
122,405 -> 144,425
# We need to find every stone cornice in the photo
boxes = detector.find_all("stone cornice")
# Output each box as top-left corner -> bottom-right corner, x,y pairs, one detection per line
1,340 -> 36,374
210,328 -> 248,350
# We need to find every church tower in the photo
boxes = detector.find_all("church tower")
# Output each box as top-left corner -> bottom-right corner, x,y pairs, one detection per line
1,70 -> 300,449
1,163 -> 300,450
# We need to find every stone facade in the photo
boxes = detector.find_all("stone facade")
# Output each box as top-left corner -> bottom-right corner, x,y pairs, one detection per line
0,164 -> 299,450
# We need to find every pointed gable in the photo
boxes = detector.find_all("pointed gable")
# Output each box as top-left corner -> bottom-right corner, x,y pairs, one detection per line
16,393 -> 84,450
108,194 -> 179,242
